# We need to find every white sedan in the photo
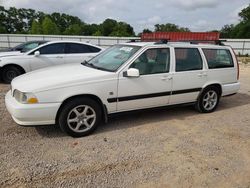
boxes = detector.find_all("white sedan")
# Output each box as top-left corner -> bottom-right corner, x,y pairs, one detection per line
0,41 -> 103,83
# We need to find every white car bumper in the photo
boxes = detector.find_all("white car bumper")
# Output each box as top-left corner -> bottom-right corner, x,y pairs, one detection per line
5,91 -> 61,126
222,82 -> 240,96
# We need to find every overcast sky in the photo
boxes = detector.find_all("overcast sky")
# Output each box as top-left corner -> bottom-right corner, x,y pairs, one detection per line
1,0 -> 249,33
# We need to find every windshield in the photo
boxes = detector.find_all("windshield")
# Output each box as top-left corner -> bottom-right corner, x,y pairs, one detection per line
87,45 -> 141,72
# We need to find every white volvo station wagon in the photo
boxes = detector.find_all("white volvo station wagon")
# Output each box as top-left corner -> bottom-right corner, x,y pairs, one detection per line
5,41 -> 240,137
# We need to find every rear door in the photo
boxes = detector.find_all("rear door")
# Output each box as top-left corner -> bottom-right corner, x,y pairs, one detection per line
170,47 -> 207,104
64,43 -> 102,64
29,43 -> 66,71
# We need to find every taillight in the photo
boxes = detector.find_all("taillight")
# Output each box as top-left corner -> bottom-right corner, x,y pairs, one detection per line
232,48 -> 239,80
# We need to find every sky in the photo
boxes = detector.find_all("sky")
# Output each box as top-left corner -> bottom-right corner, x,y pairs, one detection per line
0,0 -> 249,34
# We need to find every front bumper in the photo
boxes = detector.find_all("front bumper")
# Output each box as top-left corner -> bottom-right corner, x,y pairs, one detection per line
5,91 -> 61,126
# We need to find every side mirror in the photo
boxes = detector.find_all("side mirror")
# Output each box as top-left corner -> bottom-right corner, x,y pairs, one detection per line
34,51 -> 40,57
123,68 -> 140,77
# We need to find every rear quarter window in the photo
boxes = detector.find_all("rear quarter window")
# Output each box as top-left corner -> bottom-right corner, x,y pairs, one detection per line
202,49 -> 234,69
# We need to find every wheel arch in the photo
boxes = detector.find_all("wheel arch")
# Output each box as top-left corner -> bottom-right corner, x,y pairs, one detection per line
1,64 -> 26,74
55,94 -> 108,125
198,83 -> 222,100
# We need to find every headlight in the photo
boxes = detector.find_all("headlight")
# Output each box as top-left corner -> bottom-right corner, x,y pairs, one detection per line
13,90 -> 38,104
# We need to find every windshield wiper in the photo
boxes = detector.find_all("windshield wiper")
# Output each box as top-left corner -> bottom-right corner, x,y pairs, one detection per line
81,60 -> 113,72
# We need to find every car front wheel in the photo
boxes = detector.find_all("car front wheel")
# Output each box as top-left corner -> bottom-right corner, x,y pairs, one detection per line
58,97 -> 102,137
2,66 -> 23,84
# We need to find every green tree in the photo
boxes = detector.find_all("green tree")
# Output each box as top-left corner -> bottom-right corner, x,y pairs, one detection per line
50,12 -> 84,34
0,6 -> 7,33
42,16 -> 60,35
220,24 -> 234,38
82,24 -> 99,35
101,19 -> 117,36
155,23 -> 190,32
30,20 -> 42,34
220,4 -> 250,38
110,22 -> 135,37
239,5 -> 250,23
64,24 -> 82,35
142,29 -> 153,33
93,30 -> 102,36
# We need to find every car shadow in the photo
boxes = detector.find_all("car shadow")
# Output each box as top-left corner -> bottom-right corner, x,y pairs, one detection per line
34,125 -> 67,138
34,92 -> 250,138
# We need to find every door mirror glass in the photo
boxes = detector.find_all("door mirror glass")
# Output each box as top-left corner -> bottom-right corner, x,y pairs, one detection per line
124,68 -> 140,77
34,51 -> 40,57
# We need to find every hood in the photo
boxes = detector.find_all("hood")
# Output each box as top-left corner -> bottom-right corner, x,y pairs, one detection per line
11,63 -> 116,93
0,51 -> 22,58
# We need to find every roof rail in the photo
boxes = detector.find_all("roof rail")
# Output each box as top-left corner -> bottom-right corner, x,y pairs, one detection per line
179,39 -> 227,46
215,40 -> 227,46
154,39 -> 169,44
127,39 -> 141,43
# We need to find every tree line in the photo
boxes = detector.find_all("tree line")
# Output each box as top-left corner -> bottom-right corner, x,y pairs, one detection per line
0,4 -> 250,38
0,6 -> 135,36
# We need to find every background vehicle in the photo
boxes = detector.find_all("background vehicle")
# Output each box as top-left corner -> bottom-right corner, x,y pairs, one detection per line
0,41 -> 48,58
5,41 -> 240,137
0,41 -> 103,83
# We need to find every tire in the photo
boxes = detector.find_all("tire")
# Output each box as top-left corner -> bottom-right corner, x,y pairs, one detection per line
58,97 -> 102,137
195,86 -> 220,113
2,66 -> 23,84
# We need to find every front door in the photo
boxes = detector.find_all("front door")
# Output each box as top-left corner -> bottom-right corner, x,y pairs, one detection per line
29,43 -> 66,71
116,48 -> 173,112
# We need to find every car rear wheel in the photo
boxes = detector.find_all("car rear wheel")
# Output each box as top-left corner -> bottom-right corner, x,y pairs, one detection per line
58,97 -> 102,137
2,66 -> 23,84
196,86 -> 220,113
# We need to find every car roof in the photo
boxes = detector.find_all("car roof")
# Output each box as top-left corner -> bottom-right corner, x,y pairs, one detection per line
43,41 -> 103,49
120,41 -> 230,49
46,40 -> 98,45
25,40 -> 103,54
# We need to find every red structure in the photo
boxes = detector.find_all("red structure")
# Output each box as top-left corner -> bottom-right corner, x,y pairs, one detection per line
141,32 -> 220,42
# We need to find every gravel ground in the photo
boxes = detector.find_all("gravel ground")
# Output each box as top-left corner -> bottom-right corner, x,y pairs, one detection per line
0,65 -> 250,188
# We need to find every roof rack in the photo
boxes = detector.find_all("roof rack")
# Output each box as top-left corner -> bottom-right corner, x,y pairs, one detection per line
127,39 -> 227,46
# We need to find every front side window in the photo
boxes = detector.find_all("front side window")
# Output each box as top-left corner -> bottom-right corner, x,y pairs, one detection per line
175,48 -> 203,72
87,45 -> 140,72
129,48 -> 170,75
202,49 -> 234,69
38,43 -> 65,55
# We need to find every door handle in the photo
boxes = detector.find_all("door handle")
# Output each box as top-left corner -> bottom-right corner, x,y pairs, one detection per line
56,56 -> 63,58
161,76 -> 172,81
197,73 -> 203,77
161,76 -> 167,80
198,73 -> 208,77
167,76 -> 173,80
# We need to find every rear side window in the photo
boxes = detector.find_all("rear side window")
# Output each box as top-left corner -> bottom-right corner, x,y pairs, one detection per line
202,49 -> 234,69
66,43 -> 101,54
175,48 -> 203,72
88,45 -> 101,53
